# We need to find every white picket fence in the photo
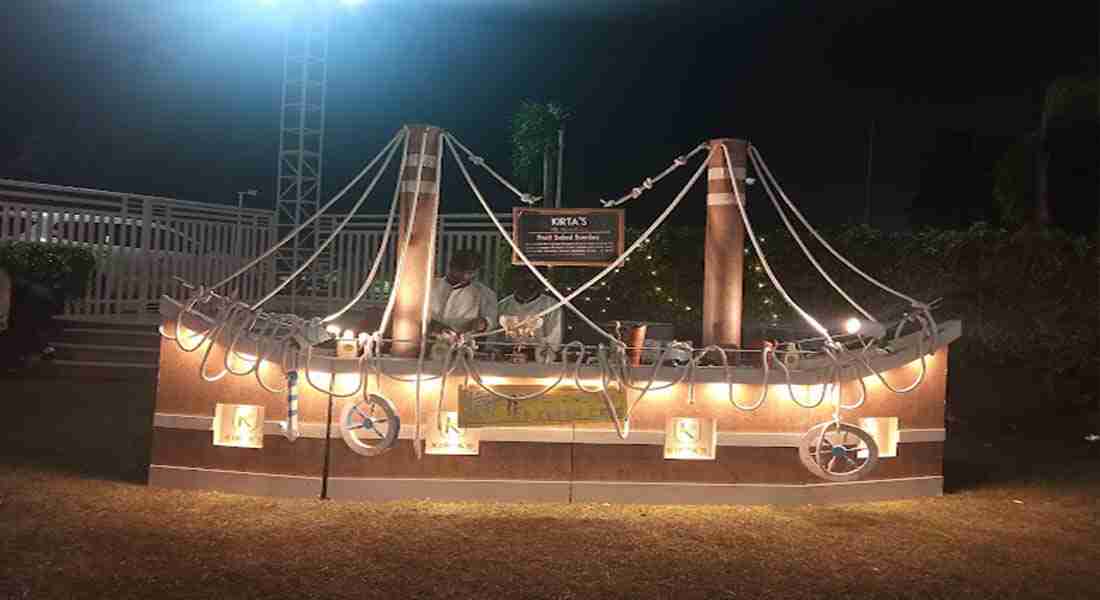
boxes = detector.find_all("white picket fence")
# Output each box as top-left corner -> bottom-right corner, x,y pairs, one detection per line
0,178 -> 511,322
317,212 -> 512,309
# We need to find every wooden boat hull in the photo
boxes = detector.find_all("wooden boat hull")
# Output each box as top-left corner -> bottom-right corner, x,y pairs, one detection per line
149,297 -> 958,505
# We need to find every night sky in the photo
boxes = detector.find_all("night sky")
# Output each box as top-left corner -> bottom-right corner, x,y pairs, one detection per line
1,0 -> 1095,231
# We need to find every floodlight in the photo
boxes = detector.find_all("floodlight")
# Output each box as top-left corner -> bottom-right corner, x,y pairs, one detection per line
844,318 -> 862,335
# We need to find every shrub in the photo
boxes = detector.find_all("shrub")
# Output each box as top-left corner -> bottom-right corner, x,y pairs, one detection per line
497,224 -> 1098,378
0,241 -> 98,304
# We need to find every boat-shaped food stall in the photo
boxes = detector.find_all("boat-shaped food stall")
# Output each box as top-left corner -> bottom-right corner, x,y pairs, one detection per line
149,126 -> 959,505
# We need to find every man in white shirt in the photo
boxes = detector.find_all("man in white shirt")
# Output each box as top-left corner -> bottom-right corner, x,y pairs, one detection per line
497,267 -> 563,362
427,249 -> 498,341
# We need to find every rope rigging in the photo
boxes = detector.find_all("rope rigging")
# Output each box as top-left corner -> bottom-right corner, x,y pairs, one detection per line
155,126 -> 947,470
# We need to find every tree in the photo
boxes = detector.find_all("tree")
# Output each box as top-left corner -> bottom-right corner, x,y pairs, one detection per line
991,76 -> 1098,233
992,137 -> 1036,229
510,101 -> 569,206
1033,76 -> 1097,227
908,129 -> 1007,230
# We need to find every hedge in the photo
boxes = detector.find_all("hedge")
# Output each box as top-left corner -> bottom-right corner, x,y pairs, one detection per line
497,223 -> 1098,376
0,241 -> 98,304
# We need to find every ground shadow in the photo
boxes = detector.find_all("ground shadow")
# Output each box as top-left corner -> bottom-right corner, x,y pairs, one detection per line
0,371 -> 156,483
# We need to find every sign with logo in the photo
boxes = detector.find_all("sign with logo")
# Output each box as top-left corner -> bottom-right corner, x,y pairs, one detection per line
213,403 -> 265,449
663,416 -> 717,460
457,384 -> 627,428
512,208 -> 625,267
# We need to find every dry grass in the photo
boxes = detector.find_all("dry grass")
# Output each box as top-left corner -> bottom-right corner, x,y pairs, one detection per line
2,371 -> 1098,599
1,459 -> 1098,600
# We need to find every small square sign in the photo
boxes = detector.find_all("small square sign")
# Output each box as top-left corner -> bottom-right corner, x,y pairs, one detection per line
663,416 -> 717,460
213,403 -> 265,449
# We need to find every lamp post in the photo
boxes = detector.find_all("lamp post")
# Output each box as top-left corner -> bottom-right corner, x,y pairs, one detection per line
236,189 -> 259,261
259,0 -> 366,311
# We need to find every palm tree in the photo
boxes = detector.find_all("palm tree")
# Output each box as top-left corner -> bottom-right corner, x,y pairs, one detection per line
1034,76 -> 1098,226
993,76 -> 1097,229
511,101 -> 569,207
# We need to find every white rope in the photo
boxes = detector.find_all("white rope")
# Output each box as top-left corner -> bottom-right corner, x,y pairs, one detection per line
212,128 -> 406,291
745,144 -> 937,389
251,129 -> 406,310
853,314 -> 929,394
302,344 -> 366,398
748,145 -> 939,345
688,345 -> 771,412
591,346 -> 630,439
198,303 -> 249,383
222,312 -> 264,377
721,143 -> 834,343
746,147 -> 878,324
169,300 -> 215,353
604,344 -> 692,426
374,129 -> 431,339
412,130 -> 446,459
322,130 -> 411,323
458,340 -> 584,403
614,342 -> 692,393
434,344 -> 458,435
600,143 -> 709,207
255,338 -> 291,394
443,132 -> 618,344
447,134 -> 540,205
446,132 -> 714,343
771,356 -> 834,409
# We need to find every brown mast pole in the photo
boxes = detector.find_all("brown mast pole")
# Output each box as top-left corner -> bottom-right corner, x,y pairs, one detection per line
702,138 -> 748,349
391,125 -> 442,358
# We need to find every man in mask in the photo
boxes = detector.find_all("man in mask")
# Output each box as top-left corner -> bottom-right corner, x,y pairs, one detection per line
497,267 -> 562,363
427,249 -> 497,343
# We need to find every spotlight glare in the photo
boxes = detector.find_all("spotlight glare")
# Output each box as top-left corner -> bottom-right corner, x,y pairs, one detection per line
844,318 -> 862,335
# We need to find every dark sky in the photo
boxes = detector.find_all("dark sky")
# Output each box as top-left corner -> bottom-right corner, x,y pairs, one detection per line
1,0 -> 1095,230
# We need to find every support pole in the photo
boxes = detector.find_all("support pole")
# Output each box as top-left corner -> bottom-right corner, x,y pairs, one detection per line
702,138 -> 748,349
392,125 -> 442,358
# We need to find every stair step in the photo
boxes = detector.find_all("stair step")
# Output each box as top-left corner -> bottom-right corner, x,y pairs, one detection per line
19,359 -> 158,381
51,328 -> 162,348
51,343 -> 159,364
53,318 -> 158,333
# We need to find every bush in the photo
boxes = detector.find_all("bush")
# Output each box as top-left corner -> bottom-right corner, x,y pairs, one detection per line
497,224 -> 1098,379
749,223 -> 1097,377
0,241 -> 98,304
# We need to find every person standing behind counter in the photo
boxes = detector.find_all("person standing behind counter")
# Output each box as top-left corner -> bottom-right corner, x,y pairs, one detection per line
427,249 -> 498,342
498,267 -> 562,362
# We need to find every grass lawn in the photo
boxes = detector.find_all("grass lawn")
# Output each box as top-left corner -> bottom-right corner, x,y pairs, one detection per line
2,372 -> 1099,599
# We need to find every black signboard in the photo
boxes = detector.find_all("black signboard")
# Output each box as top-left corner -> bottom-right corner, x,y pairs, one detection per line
512,208 -> 625,267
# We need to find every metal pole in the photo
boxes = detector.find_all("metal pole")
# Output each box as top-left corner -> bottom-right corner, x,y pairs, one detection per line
320,389 -> 333,500
235,192 -> 244,261
702,138 -> 747,348
864,119 -> 875,226
392,125 -> 442,358
555,126 -> 565,208
542,146 -> 552,206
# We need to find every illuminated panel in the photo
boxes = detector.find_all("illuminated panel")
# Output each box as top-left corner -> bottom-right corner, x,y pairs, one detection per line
426,411 -> 480,455
336,330 -> 359,358
213,404 -> 265,449
858,417 -> 899,458
663,416 -> 716,460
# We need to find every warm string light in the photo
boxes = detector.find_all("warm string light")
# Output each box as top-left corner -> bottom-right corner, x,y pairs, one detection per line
566,232 -> 782,328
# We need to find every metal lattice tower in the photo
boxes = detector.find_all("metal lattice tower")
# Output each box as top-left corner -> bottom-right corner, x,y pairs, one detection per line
275,12 -> 329,311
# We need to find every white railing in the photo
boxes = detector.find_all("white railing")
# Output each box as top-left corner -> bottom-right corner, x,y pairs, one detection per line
0,178 -> 513,321
0,179 -> 277,321
316,212 -> 513,309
